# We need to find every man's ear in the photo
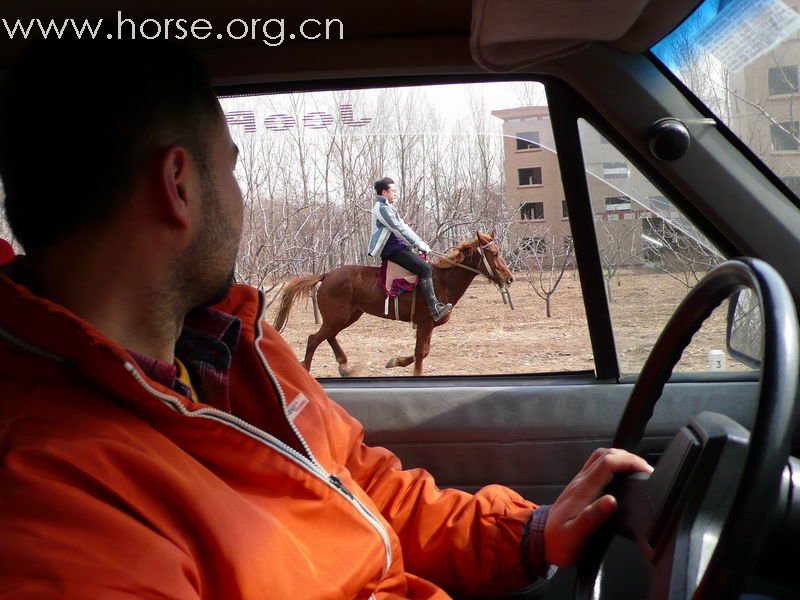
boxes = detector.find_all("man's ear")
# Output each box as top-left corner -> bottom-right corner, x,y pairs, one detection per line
158,145 -> 192,229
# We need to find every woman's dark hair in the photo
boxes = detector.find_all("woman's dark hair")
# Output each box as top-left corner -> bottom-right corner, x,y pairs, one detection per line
374,177 -> 394,196
0,40 -> 221,254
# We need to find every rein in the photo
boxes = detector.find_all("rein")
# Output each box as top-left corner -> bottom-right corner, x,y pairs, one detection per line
428,240 -> 514,310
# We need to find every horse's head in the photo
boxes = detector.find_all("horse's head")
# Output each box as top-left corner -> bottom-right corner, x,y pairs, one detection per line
476,230 -> 514,287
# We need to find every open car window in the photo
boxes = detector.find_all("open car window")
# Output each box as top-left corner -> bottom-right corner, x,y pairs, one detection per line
221,82 -> 596,377
219,78 -> 761,379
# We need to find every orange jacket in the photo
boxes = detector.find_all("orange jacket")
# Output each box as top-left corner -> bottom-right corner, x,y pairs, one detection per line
0,270 -> 538,599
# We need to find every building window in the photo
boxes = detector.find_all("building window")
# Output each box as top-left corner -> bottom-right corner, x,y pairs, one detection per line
768,66 -> 799,95
562,200 -> 569,218
520,202 -> 544,220
605,196 -> 631,211
782,175 -> 800,196
602,161 -> 629,179
521,236 -> 547,255
771,122 -> 800,151
516,131 -> 540,150
518,167 -> 543,186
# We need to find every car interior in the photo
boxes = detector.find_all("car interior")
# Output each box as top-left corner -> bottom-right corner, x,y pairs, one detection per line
2,0 -> 800,598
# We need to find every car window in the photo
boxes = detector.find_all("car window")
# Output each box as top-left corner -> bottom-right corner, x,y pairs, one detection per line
652,0 -> 800,203
578,118 -> 758,374
220,82 -> 595,377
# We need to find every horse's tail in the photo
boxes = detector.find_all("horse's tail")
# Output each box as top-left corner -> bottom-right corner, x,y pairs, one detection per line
273,274 -> 324,333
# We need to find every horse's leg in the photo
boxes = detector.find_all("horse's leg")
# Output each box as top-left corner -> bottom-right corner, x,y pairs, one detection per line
385,354 -> 415,369
385,318 -> 431,370
328,311 -> 363,377
412,325 -> 434,376
386,325 -> 433,372
302,323 -> 335,372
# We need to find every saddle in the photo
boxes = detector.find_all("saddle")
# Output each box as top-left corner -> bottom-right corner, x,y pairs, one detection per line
378,260 -> 418,323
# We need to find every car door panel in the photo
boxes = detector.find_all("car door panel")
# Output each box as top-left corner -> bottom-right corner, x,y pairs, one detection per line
327,379 -> 760,503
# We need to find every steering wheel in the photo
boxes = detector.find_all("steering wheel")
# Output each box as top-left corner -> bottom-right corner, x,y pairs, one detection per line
574,259 -> 800,599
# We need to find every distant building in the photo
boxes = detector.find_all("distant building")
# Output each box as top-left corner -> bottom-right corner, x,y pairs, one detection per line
491,106 -> 666,268
727,0 -> 800,197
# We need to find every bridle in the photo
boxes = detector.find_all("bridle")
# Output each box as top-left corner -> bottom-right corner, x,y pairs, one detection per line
428,240 -> 515,310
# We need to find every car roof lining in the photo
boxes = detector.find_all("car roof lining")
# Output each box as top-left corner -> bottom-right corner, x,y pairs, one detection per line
0,0 -> 702,85
470,0 -> 700,72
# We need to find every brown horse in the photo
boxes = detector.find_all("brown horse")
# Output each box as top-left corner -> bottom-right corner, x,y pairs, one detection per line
273,231 -> 513,376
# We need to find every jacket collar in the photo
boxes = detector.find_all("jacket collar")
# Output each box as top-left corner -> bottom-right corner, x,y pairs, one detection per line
0,257 -> 261,410
375,194 -> 388,204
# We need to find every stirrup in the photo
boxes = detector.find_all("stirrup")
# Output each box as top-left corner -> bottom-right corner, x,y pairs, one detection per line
431,302 -> 453,322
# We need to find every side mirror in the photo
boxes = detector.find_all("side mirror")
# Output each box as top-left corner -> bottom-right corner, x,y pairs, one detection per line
726,289 -> 763,369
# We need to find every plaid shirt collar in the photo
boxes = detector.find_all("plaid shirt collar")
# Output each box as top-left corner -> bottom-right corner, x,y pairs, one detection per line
128,307 -> 241,410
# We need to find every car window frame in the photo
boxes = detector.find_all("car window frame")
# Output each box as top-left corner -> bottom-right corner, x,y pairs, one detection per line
217,71 -> 747,386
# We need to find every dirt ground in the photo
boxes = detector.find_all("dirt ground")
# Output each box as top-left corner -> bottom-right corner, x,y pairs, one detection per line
267,268 -> 752,378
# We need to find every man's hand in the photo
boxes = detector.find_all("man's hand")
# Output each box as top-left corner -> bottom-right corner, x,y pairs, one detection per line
417,241 -> 431,254
544,447 -> 653,567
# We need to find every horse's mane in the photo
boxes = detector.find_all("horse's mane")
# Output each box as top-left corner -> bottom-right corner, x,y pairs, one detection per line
432,236 -> 481,269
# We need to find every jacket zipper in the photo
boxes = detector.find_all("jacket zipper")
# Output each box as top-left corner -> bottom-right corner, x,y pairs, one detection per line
122,292 -> 392,578
251,290 -> 392,577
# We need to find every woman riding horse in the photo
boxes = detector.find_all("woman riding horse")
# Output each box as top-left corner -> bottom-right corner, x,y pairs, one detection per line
367,177 -> 452,322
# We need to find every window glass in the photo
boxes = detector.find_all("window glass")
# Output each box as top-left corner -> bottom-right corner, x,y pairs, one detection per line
516,131 -> 541,150
602,162 -> 629,179
771,121 -> 800,151
521,201 -> 545,220
220,82 -> 593,377
518,167 -> 543,186
652,0 -> 800,200
605,196 -> 631,211
578,118 -> 755,374
768,65 -> 799,95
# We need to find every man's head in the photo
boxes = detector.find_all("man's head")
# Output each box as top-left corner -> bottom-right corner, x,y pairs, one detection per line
374,177 -> 396,203
0,40 -> 243,310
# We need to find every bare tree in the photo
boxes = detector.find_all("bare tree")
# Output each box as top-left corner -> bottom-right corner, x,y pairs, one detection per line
513,82 -> 547,107
641,216 -> 723,288
223,84 -> 514,288
594,214 -> 641,302
521,230 -> 574,318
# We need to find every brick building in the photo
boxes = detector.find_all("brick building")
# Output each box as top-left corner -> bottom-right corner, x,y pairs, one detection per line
491,106 -> 665,268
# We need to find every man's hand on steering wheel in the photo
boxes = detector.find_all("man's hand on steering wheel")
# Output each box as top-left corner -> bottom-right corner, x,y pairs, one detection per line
569,260 -> 800,599
544,448 -> 653,567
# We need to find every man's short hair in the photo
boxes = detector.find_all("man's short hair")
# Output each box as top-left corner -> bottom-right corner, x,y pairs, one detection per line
374,177 -> 394,196
0,40 -> 221,254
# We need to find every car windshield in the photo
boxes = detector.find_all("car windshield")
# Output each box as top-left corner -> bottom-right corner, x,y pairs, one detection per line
652,0 -> 800,199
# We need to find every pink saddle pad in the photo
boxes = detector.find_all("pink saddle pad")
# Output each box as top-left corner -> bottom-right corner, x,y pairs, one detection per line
379,260 -> 418,297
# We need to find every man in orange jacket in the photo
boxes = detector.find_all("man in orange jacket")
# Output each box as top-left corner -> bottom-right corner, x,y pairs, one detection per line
0,41 -> 651,598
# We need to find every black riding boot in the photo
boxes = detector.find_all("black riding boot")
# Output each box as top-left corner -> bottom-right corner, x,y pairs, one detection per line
419,277 -> 452,322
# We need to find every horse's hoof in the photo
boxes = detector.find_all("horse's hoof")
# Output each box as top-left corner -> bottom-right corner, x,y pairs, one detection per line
338,365 -> 357,377
385,358 -> 397,368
